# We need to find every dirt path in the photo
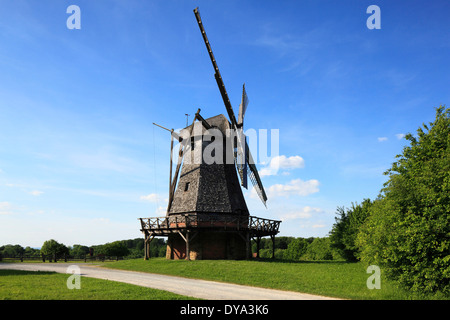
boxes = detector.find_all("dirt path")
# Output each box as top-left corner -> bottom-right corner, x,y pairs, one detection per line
0,263 -> 339,300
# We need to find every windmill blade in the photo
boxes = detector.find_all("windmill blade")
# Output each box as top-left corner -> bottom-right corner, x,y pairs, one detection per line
193,7 -> 239,129
246,142 -> 268,206
238,84 -> 248,127
235,133 -> 248,189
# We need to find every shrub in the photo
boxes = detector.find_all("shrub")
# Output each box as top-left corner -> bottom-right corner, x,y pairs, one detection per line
357,106 -> 450,294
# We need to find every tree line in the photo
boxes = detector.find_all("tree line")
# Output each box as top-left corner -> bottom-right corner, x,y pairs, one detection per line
2,236 -> 343,262
0,238 -> 167,261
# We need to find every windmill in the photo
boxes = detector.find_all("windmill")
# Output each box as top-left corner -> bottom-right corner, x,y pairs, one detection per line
139,8 -> 280,260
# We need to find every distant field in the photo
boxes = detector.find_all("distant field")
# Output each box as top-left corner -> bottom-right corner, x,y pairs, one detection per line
0,269 -> 198,300
104,258 -> 448,300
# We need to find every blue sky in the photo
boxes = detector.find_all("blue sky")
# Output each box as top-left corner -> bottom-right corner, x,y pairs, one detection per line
1,0 -> 449,247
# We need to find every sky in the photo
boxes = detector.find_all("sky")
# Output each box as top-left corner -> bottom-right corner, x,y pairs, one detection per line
1,0 -> 449,248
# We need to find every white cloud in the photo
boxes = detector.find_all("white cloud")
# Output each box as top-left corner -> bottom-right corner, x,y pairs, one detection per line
312,224 -> 326,229
280,206 -> 323,221
140,193 -> 161,202
0,202 -> 13,215
265,178 -> 320,198
377,137 -> 388,142
29,190 -> 44,196
395,133 -> 405,140
259,155 -> 305,177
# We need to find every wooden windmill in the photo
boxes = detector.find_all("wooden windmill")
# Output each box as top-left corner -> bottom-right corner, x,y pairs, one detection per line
139,8 -> 280,260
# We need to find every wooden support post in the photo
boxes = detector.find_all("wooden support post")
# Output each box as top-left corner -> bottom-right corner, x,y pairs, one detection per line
271,235 -> 276,259
256,236 -> 261,259
246,232 -> 251,260
144,234 -> 148,260
144,233 -> 155,260
186,232 -> 190,260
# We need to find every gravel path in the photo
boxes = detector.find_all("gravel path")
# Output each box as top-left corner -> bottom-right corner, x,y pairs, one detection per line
0,263 -> 338,300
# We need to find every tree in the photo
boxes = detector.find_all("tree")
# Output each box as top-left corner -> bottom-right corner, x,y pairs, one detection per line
304,237 -> 334,261
0,244 -> 25,257
357,106 -> 450,294
99,241 -> 129,257
329,199 -> 373,261
284,238 -> 309,260
41,239 -> 68,262
70,244 -> 90,258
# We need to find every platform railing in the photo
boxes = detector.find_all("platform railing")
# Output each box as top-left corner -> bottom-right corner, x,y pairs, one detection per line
139,215 -> 280,234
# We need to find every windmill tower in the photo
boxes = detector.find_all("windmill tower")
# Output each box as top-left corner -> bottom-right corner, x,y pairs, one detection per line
139,8 -> 280,260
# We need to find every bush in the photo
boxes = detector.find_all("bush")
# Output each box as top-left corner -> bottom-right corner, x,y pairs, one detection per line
284,238 -> 309,260
329,199 -> 373,261
303,238 -> 334,260
357,106 -> 450,294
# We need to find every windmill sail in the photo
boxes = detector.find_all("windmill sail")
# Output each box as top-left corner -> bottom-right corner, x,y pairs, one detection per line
246,141 -> 267,206
238,84 -> 248,127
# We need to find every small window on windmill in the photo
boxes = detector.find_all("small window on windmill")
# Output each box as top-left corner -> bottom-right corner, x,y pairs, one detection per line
190,137 -> 195,151
184,182 -> 190,192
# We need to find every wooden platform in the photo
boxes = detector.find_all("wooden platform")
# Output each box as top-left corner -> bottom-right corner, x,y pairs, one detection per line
139,214 -> 281,260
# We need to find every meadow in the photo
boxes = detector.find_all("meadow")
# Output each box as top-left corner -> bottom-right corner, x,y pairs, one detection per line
103,258 -> 447,300
1,258 -> 447,300
0,269 -> 197,300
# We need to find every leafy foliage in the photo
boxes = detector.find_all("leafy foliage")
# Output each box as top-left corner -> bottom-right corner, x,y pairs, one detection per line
357,106 -> 450,294
40,239 -> 69,261
329,199 -> 373,261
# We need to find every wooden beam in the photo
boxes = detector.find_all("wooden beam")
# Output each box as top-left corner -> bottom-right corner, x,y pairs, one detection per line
177,230 -> 187,242
186,232 -> 190,261
271,235 -> 276,259
256,236 -> 260,259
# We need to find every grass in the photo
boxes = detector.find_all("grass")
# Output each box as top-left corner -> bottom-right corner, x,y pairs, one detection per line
0,269 -> 198,300
103,258 -> 448,300
1,259 -> 447,300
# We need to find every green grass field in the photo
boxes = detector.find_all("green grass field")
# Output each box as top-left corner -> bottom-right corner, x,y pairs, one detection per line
0,269 -> 197,300
104,258 -> 447,300
1,259 -> 447,300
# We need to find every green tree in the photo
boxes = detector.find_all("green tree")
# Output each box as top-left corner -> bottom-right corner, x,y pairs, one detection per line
41,239 -> 68,261
357,106 -> 450,294
285,238 -> 309,260
329,199 -> 373,261
304,237 -> 334,261
0,244 -> 25,257
99,241 -> 129,257
70,244 -> 90,258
